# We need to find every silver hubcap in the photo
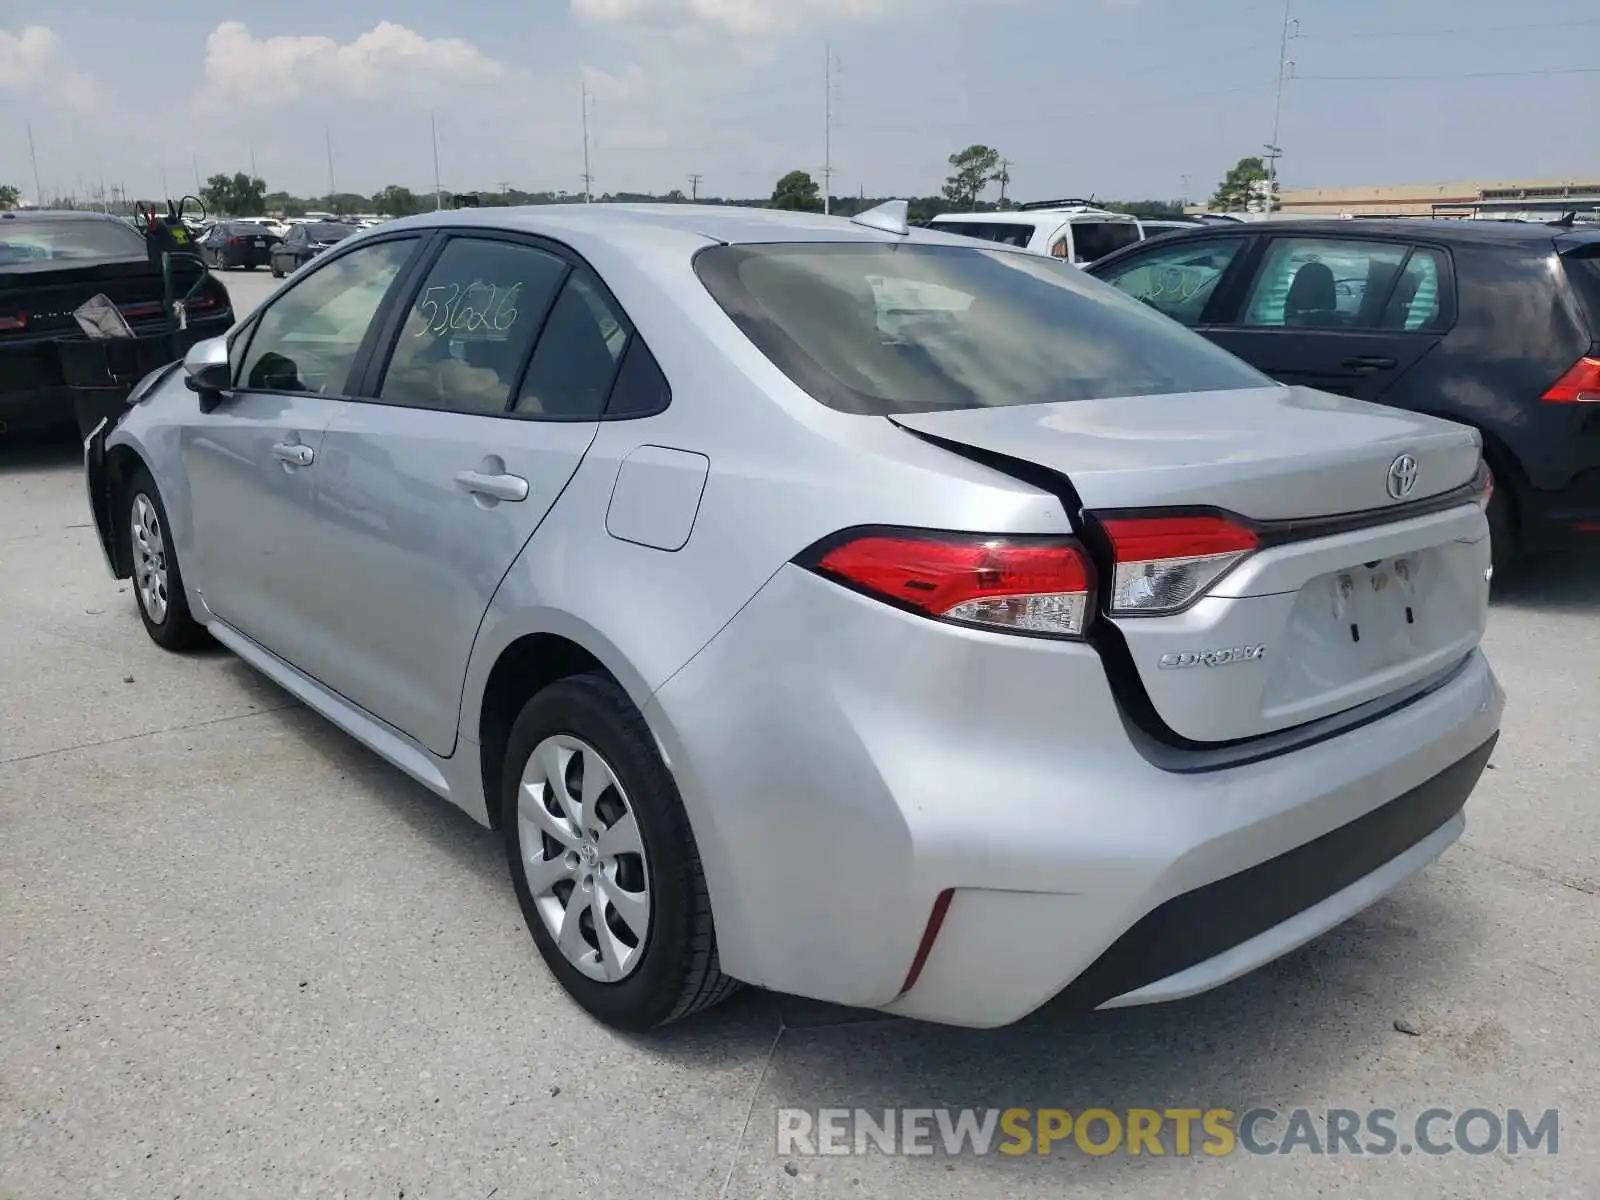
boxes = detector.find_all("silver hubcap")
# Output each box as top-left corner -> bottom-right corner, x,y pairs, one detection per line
130,492 -> 169,624
517,735 -> 651,982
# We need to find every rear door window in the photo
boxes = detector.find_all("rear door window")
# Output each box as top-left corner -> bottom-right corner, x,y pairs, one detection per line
1562,245 -> 1600,335
1238,236 -> 1449,331
694,242 -> 1269,415
931,220 -> 1036,249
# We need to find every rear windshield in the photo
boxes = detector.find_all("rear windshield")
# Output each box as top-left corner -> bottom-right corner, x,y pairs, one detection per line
929,219 -> 1036,249
1072,220 -> 1143,262
307,224 -> 353,242
1562,245 -> 1600,335
694,242 -> 1270,415
0,216 -> 147,265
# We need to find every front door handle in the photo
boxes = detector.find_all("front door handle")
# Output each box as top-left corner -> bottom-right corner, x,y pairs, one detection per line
455,469 -> 529,503
272,441 -> 314,467
1341,355 -> 1397,372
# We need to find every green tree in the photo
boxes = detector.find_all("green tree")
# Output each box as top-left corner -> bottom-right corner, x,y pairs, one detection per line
373,184 -> 421,217
942,145 -> 1003,211
0,184 -> 19,210
770,170 -> 821,212
200,172 -> 267,216
1210,156 -> 1275,212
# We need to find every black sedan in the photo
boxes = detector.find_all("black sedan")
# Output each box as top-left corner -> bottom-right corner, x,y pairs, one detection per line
199,221 -> 280,271
270,221 -> 356,278
0,210 -> 232,436
1088,217 -> 1600,571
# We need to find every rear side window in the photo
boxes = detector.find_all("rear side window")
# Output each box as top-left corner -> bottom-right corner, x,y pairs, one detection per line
1239,236 -> 1453,332
1070,221 -> 1142,263
694,242 -> 1270,416
1563,245 -> 1600,335
514,271 -> 630,419
930,220 -> 1036,249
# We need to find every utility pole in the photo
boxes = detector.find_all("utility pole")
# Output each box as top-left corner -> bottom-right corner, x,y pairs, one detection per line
25,121 -> 43,209
997,157 -> 1012,209
580,82 -> 595,203
192,155 -> 201,196
431,113 -> 444,210
160,166 -> 169,203
250,143 -> 257,177
325,128 -> 336,207
688,173 -> 702,201
822,43 -> 834,216
99,171 -> 107,214
1181,173 -> 1191,207
1265,0 -> 1297,212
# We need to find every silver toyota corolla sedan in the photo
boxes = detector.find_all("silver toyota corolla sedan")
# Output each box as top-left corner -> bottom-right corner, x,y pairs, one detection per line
83,202 -> 1503,1031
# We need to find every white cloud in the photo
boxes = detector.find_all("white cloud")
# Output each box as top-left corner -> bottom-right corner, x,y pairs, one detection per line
0,25 -> 110,112
199,21 -> 511,107
573,0 -> 916,37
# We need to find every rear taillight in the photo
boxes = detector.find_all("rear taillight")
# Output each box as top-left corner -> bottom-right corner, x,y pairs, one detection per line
1542,357 -> 1600,404
0,309 -> 26,332
1099,515 -> 1258,615
227,236 -> 245,246
806,529 -> 1092,639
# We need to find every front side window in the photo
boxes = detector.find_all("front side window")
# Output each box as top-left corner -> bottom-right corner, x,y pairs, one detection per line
931,221 -> 1036,249
238,238 -> 416,393
1239,237 -> 1414,329
1098,236 -> 1248,325
694,242 -> 1270,416
379,237 -> 567,414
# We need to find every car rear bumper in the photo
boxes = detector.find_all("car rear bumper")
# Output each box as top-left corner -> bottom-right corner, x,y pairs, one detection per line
1522,466 -> 1600,547
645,563 -> 1503,1027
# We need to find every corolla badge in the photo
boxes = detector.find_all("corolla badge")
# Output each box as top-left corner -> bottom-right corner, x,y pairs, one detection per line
1387,453 -> 1419,500
1158,645 -> 1267,670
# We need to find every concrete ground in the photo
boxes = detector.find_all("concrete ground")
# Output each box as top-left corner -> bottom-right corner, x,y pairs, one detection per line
1,268 -> 1596,1198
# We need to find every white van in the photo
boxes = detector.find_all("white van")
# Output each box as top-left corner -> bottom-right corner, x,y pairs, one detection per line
927,201 -> 1144,265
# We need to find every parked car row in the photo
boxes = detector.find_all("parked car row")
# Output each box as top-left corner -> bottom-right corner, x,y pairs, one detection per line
84,200 -> 1504,1034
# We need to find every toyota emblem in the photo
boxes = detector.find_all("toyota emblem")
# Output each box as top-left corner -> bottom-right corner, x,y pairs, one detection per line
1386,453 -> 1419,500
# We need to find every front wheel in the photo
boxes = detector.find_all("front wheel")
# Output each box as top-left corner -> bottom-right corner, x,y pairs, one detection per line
503,673 -> 737,1031
269,259 -> 284,279
125,468 -> 209,651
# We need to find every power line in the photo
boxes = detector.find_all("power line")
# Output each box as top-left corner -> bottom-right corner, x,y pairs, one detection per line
1300,17 -> 1600,40
1296,66 -> 1600,81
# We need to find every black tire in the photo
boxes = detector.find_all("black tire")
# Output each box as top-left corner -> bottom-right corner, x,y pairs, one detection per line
244,263 -> 257,271
270,260 -> 284,279
124,467 -> 210,651
502,672 -> 737,1031
1487,477 -> 1518,579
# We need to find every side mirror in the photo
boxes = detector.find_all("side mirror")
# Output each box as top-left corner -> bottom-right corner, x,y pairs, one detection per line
182,335 -> 231,396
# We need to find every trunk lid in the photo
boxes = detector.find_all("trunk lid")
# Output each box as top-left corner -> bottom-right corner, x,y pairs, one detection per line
893,385 -> 1491,743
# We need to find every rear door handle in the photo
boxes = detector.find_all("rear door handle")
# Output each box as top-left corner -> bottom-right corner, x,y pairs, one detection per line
455,469 -> 529,503
1341,355 -> 1397,372
271,441 -> 314,467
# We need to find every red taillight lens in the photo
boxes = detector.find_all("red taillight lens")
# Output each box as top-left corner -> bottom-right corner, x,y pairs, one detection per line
810,530 -> 1092,638
1100,514 -> 1258,614
0,310 -> 27,332
227,236 -> 244,246
1472,458 -> 1494,512
1542,357 -> 1600,404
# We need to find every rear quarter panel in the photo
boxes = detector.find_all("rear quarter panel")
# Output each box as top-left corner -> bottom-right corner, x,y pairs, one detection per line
1394,239 -> 1594,492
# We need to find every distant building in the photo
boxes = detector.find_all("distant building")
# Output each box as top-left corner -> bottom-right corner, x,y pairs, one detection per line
1272,177 -> 1600,219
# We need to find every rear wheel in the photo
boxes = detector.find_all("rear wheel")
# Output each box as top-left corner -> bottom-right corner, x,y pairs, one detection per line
270,259 -> 284,279
125,468 -> 209,651
502,673 -> 737,1030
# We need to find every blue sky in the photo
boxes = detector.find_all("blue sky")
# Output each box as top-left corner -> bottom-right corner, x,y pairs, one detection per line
2,0 -> 1596,205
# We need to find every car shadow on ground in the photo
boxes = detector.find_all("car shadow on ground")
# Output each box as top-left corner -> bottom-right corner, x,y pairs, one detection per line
0,427 -> 80,473
1491,547 -> 1600,612
278,687 -> 1478,1167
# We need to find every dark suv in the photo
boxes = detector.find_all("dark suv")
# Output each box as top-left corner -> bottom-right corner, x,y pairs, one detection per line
1088,219 -> 1600,571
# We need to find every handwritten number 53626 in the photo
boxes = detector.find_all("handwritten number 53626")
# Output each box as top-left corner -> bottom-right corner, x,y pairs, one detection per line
414,280 -> 522,337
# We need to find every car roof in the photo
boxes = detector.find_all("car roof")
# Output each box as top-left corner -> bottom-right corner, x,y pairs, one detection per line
0,209 -> 133,224
928,208 -> 1135,226
373,203 -> 1019,251
1154,217 -> 1584,247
